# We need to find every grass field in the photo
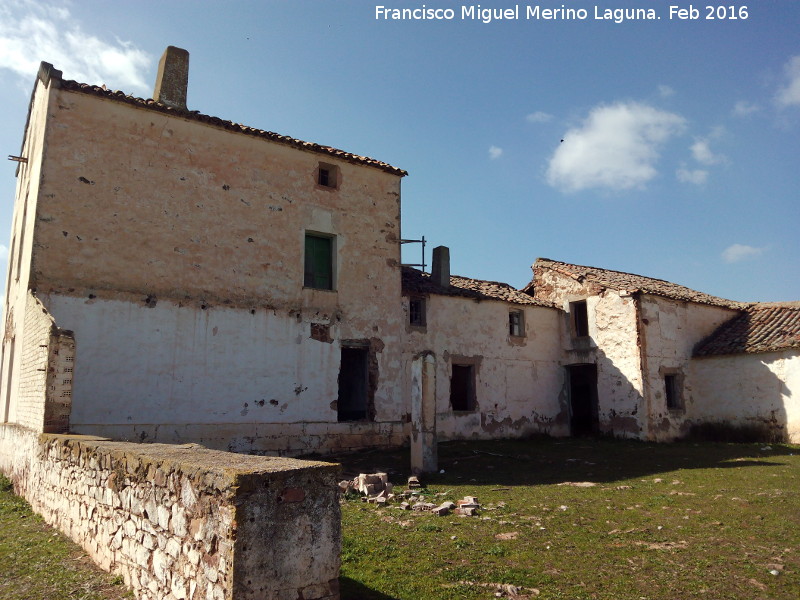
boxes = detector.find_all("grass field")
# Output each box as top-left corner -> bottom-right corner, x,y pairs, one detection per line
334,438 -> 799,600
1,438 -> 797,600
0,474 -> 132,600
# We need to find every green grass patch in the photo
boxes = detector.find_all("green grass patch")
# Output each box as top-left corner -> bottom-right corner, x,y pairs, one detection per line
0,474 -> 132,600
334,438 -> 800,600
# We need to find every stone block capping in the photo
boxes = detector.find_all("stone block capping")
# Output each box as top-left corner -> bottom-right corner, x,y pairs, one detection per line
0,425 -> 341,600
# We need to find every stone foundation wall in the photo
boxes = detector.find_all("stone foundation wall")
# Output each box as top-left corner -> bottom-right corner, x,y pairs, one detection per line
73,420 -> 407,458
0,424 -> 341,600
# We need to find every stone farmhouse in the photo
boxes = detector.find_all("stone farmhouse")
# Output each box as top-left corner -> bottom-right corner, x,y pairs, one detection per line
2,47 -> 799,467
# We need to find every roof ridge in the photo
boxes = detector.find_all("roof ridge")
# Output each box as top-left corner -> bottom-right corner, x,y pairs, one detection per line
749,301 -> 800,310
536,257 -> 674,285
533,257 -> 744,309
57,79 -> 408,177
402,266 -> 553,307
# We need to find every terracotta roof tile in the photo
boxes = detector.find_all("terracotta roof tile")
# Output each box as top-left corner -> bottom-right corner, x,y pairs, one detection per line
694,302 -> 800,356
528,258 -> 745,309
57,79 -> 407,177
402,267 -> 553,307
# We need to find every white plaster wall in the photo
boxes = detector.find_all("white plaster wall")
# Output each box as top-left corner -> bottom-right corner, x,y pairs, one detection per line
639,295 -> 740,440
690,351 -> 799,442
402,295 -> 566,440
533,268 -> 645,437
589,292 -> 644,436
41,293 -> 405,454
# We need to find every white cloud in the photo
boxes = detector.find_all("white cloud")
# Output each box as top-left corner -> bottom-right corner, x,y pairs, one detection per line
546,102 -> 685,192
0,0 -> 151,93
722,244 -> 765,263
776,55 -> 800,108
676,167 -> 708,185
526,111 -> 553,123
488,145 -> 503,160
732,100 -> 759,117
657,84 -> 675,98
0,244 -> 7,261
690,138 -> 723,166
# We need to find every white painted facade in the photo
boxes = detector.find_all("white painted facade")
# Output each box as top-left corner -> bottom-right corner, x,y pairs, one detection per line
638,295 -> 740,440
691,351 -> 800,442
526,262 -> 798,442
402,293 -> 567,441
532,268 -> 647,437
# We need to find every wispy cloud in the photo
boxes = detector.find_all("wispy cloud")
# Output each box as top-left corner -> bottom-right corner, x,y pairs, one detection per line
776,55 -> 800,108
0,0 -> 151,93
677,129 -> 725,184
526,111 -> 553,123
488,145 -> 503,160
722,243 -> 765,263
690,138 -> 724,166
0,244 -> 7,262
676,167 -> 708,185
732,100 -> 759,117
657,84 -> 675,98
546,102 -> 685,192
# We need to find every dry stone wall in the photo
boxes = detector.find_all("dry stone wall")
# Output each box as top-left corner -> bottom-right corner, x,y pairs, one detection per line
0,425 -> 340,600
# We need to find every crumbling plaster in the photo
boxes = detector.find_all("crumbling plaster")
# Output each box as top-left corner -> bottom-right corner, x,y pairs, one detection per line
533,268 -> 645,437
638,295 -> 740,440
402,294 -> 566,440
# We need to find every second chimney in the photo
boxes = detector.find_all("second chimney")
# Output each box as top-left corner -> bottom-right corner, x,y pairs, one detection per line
153,46 -> 189,110
431,246 -> 450,288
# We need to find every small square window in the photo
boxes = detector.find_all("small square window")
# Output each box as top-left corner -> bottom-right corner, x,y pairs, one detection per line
509,310 -> 524,337
570,300 -> 589,338
409,296 -> 426,327
317,162 -> 339,189
304,233 -> 334,290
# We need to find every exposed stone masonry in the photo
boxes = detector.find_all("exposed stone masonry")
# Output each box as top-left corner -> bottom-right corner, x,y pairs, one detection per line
0,426 -> 341,600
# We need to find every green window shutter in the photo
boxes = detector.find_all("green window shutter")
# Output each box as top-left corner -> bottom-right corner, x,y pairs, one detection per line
304,234 -> 332,289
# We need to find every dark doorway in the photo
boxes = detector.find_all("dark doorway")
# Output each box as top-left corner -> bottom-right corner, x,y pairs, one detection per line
567,364 -> 599,435
338,347 -> 369,421
450,364 -> 476,411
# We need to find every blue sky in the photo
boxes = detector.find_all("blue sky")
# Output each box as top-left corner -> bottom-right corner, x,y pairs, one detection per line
0,0 -> 798,302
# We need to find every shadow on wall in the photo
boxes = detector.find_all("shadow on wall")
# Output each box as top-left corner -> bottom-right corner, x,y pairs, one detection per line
562,345 -> 646,439
689,352 -> 791,443
564,340 -> 792,444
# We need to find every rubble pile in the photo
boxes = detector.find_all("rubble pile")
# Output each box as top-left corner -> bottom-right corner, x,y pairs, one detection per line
339,474 -> 482,516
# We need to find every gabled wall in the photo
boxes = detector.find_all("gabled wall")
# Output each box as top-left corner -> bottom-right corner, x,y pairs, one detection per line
532,267 -> 646,437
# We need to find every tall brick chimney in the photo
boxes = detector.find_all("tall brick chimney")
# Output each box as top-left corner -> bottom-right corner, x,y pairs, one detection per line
431,246 -> 450,288
153,46 -> 189,109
